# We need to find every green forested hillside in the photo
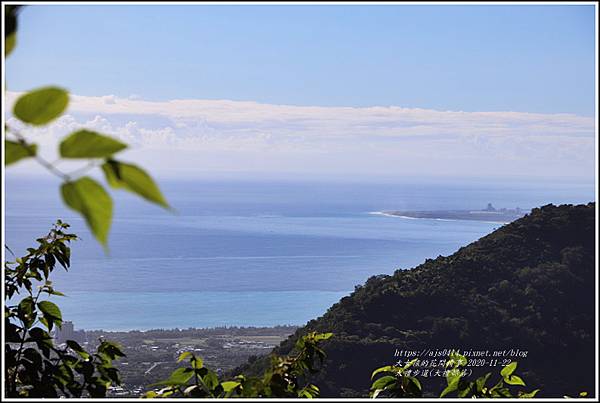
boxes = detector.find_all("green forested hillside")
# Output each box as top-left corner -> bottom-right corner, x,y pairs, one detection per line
236,203 -> 596,397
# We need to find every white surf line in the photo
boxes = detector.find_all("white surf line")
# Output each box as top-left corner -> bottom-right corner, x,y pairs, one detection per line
368,211 -> 509,224
368,211 -> 417,219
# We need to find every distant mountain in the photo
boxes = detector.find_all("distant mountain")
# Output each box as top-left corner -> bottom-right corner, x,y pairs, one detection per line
236,203 -> 596,397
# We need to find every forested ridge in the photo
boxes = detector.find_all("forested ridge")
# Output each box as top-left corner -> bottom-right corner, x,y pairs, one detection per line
236,203 -> 596,397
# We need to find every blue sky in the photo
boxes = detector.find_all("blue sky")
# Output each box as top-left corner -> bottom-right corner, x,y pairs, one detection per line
7,4 -> 596,115
4,4 -> 597,181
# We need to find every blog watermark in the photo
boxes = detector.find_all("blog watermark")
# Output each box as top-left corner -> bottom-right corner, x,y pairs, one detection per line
391,348 -> 529,377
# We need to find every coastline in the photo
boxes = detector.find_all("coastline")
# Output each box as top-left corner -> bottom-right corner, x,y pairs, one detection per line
369,211 -> 509,224
49,290 -> 350,332
369,209 -> 525,224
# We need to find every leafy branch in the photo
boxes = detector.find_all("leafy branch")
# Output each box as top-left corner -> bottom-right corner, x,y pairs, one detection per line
370,350 -> 541,399
5,87 -> 171,248
5,221 -> 126,397
145,332 -> 333,399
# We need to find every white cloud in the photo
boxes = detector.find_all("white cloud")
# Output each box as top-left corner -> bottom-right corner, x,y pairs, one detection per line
4,92 -> 596,180
102,95 -> 117,105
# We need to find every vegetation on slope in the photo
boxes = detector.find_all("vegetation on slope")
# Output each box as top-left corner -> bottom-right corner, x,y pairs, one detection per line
237,203 -> 596,397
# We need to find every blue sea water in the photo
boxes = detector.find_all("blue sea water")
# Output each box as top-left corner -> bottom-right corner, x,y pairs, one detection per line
4,177 -> 594,331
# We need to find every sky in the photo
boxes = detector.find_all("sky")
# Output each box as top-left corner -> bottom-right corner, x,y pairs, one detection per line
4,3 -> 597,182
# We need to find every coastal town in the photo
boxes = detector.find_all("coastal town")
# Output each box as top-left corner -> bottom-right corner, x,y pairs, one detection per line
53,323 -> 296,397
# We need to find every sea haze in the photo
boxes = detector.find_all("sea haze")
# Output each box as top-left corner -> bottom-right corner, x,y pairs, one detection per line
4,177 -> 594,331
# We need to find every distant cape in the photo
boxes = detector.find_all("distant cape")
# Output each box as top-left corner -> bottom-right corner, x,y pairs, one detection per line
379,205 -> 529,223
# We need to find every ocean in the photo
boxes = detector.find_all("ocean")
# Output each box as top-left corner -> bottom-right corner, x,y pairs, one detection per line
4,177 -> 594,331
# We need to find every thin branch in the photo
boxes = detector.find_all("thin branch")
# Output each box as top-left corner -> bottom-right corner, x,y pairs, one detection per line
5,244 -> 16,258
66,159 -> 103,178
6,124 -> 71,181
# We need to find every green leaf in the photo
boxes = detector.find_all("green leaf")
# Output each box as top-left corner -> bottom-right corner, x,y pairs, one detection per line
371,375 -> 396,391
519,389 -> 540,398
314,332 -> 333,341
371,365 -> 395,380
5,32 -> 16,57
56,363 -> 74,384
39,316 -> 51,331
98,341 -> 125,359
191,355 -> 204,369
221,381 -> 240,392
447,351 -> 467,368
38,300 -> 62,330
408,376 -> 422,392
5,5 -> 21,38
61,177 -> 112,246
203,370 -> 219,391
440,381 -> 459,398
500,361 -> 517,378
475,372 -> 491,392
18,297 -> 36,328
492,386 -> 512,398
440,369 -> 461,398
5,139 -> 37,166
505,374 -> 526,386
298,390 -> 310,398
27,327 -> 52,341
298,384 -> 319,398
38,300 -> 62,320
446,368 -> 462,385
371,389 -> 384,399
67,340 -> 90,360
102,160 -> 169,209
13,86 -> 69,126
150,367 -> 194,386
60,130 -> 127,158
457,382 -> 474,398
177,351 -> 192,363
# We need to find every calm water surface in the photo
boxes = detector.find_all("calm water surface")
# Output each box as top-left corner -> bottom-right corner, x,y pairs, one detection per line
5,178 -> 594,330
